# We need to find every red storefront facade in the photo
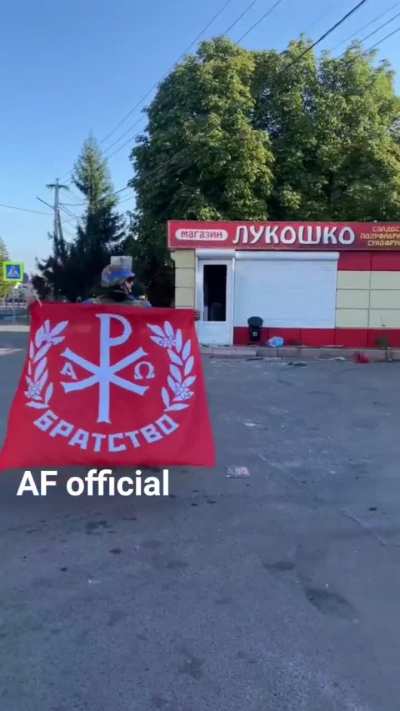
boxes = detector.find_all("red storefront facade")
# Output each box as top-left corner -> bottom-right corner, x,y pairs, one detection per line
168,221 -> 400,347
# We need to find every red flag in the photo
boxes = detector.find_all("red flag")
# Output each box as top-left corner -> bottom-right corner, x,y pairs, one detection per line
0,303 -> 215,470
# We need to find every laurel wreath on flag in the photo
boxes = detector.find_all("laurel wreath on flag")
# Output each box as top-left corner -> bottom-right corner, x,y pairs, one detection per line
24,318 -> 193,415
148,321 -> 196,413
24,320 -> 68,409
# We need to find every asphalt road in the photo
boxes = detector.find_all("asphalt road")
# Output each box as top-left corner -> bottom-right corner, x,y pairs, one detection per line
1,333 -> 400,711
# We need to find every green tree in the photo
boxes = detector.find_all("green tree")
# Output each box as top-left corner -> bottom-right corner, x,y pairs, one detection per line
38,138 -> 125,301
67,137 -> 125,300
129,38 -> 274,305
252,40 -> 400,220
0,238 -> 11,299
37,221 -> 71,300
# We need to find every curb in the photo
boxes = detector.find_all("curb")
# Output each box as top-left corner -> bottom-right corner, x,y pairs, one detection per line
1,328 -> 398,362
200,345 -> 400,361
202,347 -> 259,358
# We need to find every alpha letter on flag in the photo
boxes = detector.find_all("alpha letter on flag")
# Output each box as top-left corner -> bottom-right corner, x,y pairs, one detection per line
0,303 -> 215,470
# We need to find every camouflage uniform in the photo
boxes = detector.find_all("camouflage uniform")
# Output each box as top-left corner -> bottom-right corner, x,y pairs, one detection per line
92,294 -> 151,307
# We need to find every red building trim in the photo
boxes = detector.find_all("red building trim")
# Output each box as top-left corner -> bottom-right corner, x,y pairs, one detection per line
233,327 -> 400,348
337,252 -> 400,270
371,253 -> 400,271
338,253 -> 371,271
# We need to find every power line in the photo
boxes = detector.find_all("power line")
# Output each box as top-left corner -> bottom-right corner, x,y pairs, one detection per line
67,186 -> 84,201
103,2 -> 276,161
99,97 -> 150,155
58,188 -> 132,219
302,0 -> 349,37
37,195 -> 78,230
173,0 -> 235,55
36,196 -> 54,211
57,185 -> 131,207
60,2 -> 270,169
60,0 -> 236,177
38,193 -> 77,227
223,0 -> 258,35
61,223 -> 76,239
237,0 -> 285,42
59,205 -> 80,221
105,132 -> 141,161
0,202 -> 52,216
285,0 -> 368,70
102,116 -> 147,157
333,1 -> 400,49
55,177 -> 82,196
359,9 -> 400,43
99,0 -> 235,149
102,0 -> 271,160
60,217 -> 78,228
58,1 -> 367,176
96,2 -> 368,172
368,22 -> 400,49
114,186 -> 131,196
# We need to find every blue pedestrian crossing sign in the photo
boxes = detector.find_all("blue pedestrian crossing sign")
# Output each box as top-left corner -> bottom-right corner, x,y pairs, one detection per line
3,262 -> 24,282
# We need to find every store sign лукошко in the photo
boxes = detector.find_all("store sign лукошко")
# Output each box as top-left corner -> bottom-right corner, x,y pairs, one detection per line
168,221 -> 400,251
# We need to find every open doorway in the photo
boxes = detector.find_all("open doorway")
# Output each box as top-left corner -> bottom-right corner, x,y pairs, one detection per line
196,259 -> 233,345
203,264 -> 227,321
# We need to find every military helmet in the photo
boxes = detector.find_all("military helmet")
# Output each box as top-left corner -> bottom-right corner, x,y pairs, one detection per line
101,263 -> 135,288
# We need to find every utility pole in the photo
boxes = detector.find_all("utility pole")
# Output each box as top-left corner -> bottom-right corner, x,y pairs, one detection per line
35,179 -> 70,302
46,178 -> 69,243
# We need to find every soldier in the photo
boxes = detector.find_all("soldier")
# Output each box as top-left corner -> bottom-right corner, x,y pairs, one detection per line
93,261 -> 200,318
90,263 -> 151,307
25,261 -> 200,316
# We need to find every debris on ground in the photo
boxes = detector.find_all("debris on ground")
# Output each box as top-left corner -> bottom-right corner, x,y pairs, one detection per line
267,336 -> 285,348
226,466 -> 251,478
319,354 -> 347,361
287,361 -> 308,367
0,348 -> 22,356
353,352 -> 370,364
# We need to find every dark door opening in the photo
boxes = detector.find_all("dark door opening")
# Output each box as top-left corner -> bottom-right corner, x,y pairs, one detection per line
203,264 -> 227,322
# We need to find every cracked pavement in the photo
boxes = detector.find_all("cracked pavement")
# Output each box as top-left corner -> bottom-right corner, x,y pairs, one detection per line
1,333 -> 400,710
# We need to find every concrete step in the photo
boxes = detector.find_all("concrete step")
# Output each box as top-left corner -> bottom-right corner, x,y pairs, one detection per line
200,345 -> 400,361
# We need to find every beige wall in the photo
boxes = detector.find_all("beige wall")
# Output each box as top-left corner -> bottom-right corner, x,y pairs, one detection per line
171,253 -> 400,326
336,271 -> 400,328
171,250 -> 196,308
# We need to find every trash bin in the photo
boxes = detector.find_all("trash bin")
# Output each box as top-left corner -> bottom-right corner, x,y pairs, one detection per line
247,316 -> 263,343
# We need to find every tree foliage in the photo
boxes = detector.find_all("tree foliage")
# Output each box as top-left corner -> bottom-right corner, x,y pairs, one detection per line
128,38 -> 274,304
252,39 -> 400,220
128,37 -> 400,302
38,138 -> 125,301
35,40 -> 400,304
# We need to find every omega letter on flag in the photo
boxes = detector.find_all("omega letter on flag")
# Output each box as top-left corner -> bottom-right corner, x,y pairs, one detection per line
0,303 -> 215,470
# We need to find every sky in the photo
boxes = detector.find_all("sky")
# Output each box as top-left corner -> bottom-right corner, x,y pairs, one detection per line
2,0 -> 400,274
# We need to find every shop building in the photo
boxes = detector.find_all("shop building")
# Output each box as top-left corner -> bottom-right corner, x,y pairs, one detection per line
169,220 -> 400,347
